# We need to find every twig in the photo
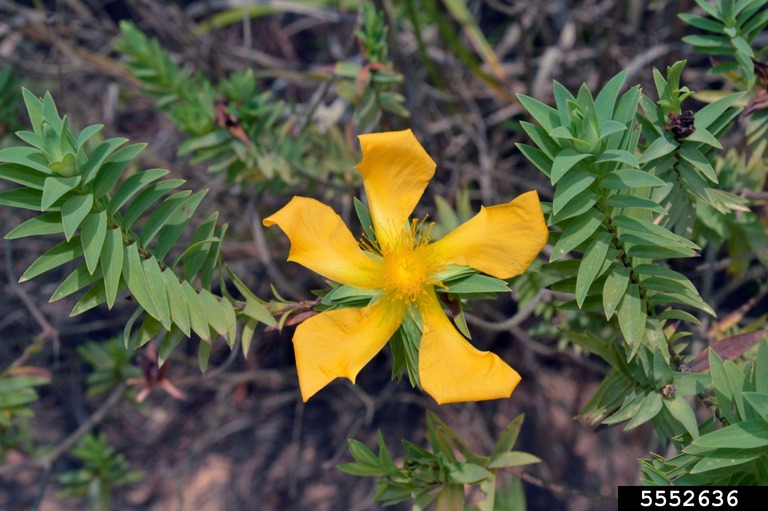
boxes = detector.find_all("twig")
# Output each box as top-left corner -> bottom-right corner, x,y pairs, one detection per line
3,231 -> 60,367
510,467 -> 617,503
463,290 -> 546,332
247,196 -> 304,300
0,382 -> 127,475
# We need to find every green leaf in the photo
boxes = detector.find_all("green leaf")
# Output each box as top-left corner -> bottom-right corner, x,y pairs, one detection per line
92,143 -> 147,199
219,298 -> 237,346
439,273 -> 510,294
60,194 -> 93,241
0,188 -> 44,210
158,327 -> 185,366
182,282 -> 210,340
517,94 -> 560,131
107,168 -> 169,215
744,392 -> 768,423
520,122 -> 561,158
691,420 -> 768,450
70,280 -> 109,316
162,269 -> 190,336
80,137 -> 128,184
0,146 -> 51,173
550,211 -> 605,261
492,414 -> 524,456
180,212 -> 218,276
101,227 -> 124,309
613,215 -> 700,249
198,340 -> 212,373
756,341 -> 768,394
626,391 -> 663,430
354,197 -> 376,244
684,126 -> 722,148
663,393 -> 699,438
198,289 -> 227,337
76,124 -> 104,149
603,265 -> 630,319
20,236 -> 82,282
80,210 -> 107,274
154,190 -> 207,261
695,92 -> 745,130
122,179 -> 185,229
41,175 -> 80,212
709,349 -> 738,424
0,163 -> 48,189
600,169 -> 666,189
594,69 -> 627,122
550,149 -> 591,184
487,451 -> 541,469
639,136 -> 678,164
689,451 -> 764,474
142,256 -> 171,329
50,265 -> 103,302
679,145 -> 718,182
552,169 -> 596,216
596,149 -> 639,168
240,318 -> 258,358
21,88 -> 44,135
242,298 -> 275,327
4,212 -> 63,239
648,292 -> 714,315
138,190 -> 191,247
448,462 -> 491,484
41,91 -> 63,132
617,283 -> 645,345
626,244 -> 698,259
575,230 -> 611,307
605,194 -> 666,214
122,242 -> 159,320
517,144 -> 554,177
658,309 -> 702,326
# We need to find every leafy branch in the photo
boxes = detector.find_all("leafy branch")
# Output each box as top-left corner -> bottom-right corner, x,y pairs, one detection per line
0,90 -> 276,370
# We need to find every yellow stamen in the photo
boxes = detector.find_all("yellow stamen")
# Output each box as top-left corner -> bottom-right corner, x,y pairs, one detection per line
378,218 -> 440,304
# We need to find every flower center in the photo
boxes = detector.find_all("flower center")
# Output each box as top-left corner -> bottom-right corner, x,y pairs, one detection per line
378,220 -> 439,304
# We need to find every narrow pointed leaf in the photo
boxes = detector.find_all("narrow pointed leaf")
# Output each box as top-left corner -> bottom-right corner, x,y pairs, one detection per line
107,168 -> 169,215
61,194 -> 93,241
80,210 -> 107,274
122,179 -> 185,229
550,211 -> 605,261
163,269 -> 190,336
138,190 -> 191,247
41,175 -> 80,211
50,265 -> 103,302
92,143 -> 148,199
617,283 -> 645,345
20,237 -> 82,282
575,231 -> 611,307
603,266 -> 630,319
182,281 -> 210,340
80,138 -> 128,184
101,227 -> 124,309
70,280 -> 109,316
122,242 -> 159,320
4,212 -> 63,239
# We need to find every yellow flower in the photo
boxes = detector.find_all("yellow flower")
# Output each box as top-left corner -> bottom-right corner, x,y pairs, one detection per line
264,130 -> 548,404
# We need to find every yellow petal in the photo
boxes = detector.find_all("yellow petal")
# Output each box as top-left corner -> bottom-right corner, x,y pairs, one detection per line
417,292 -> 521,404
264,196 -> 379,288
430,191 -> 548,279
356,130 -> 436,247
292,298 -> 406,401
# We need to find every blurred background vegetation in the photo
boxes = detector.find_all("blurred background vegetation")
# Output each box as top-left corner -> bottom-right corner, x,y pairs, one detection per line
0,0 -> 766,510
